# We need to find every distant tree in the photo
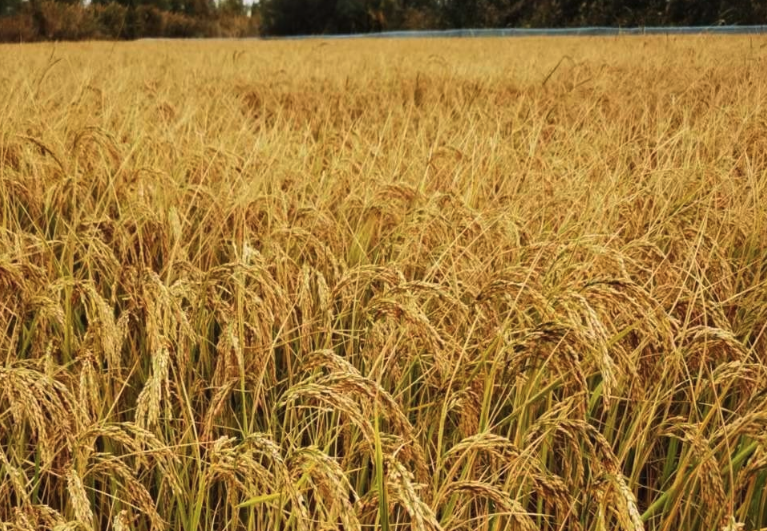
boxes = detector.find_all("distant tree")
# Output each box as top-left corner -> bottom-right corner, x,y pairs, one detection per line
184,0 -> 214,17
92,0 -> 174,13
259,0 -> 336,34
366,0 -> 410,30
261,0 -> 438,34
259,0 -> 767,35
27,0 -> 48,34
577,0 -> 621,25
219,0 -> 246,16
665,0 -> 720,25
336,0 -> 411,32
439,0 -> 490,28
333,0 -> 367,31
0,0 -> 22,16
615,0 -> 666,25
439,0 -> 536,28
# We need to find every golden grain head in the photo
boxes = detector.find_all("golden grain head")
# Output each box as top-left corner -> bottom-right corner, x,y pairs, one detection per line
1,36 -> 766,531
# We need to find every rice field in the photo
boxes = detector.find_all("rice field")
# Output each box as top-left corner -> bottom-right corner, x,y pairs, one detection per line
1,36 -> 767,531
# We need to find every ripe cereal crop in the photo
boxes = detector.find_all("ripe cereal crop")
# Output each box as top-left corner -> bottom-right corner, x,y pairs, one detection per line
1,36 -> 767,531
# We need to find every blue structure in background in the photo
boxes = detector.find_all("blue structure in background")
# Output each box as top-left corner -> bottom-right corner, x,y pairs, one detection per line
278,25 -> 767,40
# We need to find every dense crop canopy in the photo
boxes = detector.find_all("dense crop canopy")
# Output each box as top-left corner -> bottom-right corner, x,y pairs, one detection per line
1,36 -> 767,531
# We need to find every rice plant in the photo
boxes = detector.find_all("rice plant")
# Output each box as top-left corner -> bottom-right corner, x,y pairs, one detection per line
1,36 -> 767,531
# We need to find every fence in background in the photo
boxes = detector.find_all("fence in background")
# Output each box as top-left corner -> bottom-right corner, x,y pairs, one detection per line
277,25 -> 767,40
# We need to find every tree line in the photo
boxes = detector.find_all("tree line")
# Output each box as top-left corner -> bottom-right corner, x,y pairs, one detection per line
0,0 -> 257,41
260,0 -> 767,35
1,0 -> 766,41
